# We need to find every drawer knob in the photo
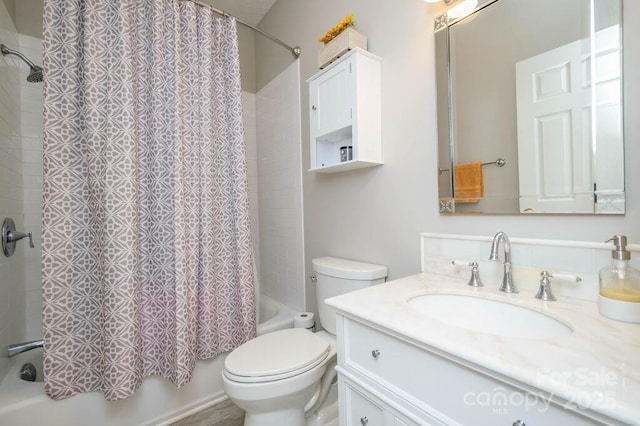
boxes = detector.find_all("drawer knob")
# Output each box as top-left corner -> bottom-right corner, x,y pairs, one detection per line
360,416 -> 369,425
513,421 -> 526,426
371,349 -> 380,359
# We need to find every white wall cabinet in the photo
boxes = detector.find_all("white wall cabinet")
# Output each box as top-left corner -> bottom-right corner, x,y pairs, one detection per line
336,315 -> 613,426
307,48 -> 382,173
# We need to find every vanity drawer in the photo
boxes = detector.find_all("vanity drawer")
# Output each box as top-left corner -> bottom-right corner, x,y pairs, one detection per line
343,317 -> 452,414
341,317 -> 605,425
341,376 -> 428,426
345,382 -> 385,426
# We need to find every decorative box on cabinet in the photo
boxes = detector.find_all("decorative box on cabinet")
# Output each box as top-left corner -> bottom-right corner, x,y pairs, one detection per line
307,48 -> 382,173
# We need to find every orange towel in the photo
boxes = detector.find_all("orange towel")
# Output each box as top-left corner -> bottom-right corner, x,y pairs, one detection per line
454,162 -> 483,203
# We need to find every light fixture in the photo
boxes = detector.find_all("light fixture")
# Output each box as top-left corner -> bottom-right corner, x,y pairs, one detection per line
447,0 -> 478,19
425,0 -> 479,22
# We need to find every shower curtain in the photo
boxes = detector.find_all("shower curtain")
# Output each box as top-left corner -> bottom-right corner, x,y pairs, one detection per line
41,0 -> 255,401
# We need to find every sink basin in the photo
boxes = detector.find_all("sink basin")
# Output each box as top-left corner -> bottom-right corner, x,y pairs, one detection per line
407,293 -> 572,339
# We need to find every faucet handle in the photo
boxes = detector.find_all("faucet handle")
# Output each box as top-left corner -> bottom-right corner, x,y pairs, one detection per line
546,272 -> 582,283
2,217 -> 35,257
536,271 -> 582,301
452,260 -> 484,287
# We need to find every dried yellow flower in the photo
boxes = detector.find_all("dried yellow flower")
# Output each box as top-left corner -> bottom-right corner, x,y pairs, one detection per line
318,13 -> 355,44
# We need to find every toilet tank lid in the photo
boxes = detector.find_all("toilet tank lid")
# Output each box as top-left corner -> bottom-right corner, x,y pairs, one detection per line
312,257 -> 388,280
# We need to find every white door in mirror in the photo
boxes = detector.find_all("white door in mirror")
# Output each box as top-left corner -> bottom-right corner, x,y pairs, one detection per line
515,26 -> 623,214
516,38 -> 593,213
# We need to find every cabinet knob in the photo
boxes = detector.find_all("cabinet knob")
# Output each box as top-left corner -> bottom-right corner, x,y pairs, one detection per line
312,105 -> 317,111
360,416 -> 369,425
513,421 -> 526,426
371,349 -> 380,359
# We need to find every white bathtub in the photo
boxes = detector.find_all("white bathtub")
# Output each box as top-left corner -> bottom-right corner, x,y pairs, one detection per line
257,294 -> 297,335
0,295 -> 297,425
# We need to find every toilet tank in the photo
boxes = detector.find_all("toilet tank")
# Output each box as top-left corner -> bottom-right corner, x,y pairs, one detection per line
312,257 -> 388,335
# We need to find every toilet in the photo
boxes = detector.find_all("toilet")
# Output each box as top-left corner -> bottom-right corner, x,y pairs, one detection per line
222,257 -> 388,426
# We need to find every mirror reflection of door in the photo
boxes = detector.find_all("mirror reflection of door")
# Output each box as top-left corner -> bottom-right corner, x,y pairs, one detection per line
515,25 -> 622,214
515,39 -> 593,213
591,25 -> 624,214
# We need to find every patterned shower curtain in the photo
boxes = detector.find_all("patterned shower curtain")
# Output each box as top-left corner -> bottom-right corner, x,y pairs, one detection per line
41,0 -> 255,401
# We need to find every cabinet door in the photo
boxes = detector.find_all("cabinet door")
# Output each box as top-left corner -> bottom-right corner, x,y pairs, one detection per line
309,57 -> 354,137
345,382 -> 385,426
393,415 -> 421,426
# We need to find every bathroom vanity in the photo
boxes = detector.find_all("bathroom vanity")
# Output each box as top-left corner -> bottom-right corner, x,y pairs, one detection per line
327,273 -> 639,425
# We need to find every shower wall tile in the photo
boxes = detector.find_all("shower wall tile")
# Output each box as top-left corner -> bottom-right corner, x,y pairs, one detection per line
25,288 -> 43,338
0,1 -> 25,383
0,83 -> 20,135
256,61 -> 304,312
14,35 -> 42,63
20,110 -> 43,138
19,33 -> 44,342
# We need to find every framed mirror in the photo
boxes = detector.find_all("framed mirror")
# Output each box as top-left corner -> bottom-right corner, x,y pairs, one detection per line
435,0 -> 624,214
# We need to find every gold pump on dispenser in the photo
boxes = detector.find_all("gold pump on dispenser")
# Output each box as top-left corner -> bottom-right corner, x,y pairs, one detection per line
598,235 -> 640,323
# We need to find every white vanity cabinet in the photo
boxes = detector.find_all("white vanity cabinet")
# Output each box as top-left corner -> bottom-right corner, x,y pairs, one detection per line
336,315 -> 610,426
307,48 -> 382,173
341,376 -> 421,426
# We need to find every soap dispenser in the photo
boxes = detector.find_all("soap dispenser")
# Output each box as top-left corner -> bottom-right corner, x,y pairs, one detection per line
598,235 -> 640,323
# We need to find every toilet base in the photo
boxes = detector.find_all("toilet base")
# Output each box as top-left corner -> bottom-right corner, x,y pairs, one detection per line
307,382 -> 339,426
244,408 -> 307,426
224,369 -> 322,426
242,381 -> 338,426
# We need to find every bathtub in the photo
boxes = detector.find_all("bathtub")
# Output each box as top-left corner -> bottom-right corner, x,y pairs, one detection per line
257,293 -> 297,335
0,295 -> 297,425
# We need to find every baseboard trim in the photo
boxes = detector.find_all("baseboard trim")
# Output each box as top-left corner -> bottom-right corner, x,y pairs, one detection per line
144,391 -> 229,426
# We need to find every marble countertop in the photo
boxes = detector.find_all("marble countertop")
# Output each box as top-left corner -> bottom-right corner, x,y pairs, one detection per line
325,273 -> 640,425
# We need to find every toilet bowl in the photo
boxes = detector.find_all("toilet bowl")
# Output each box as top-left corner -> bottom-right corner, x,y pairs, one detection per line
222,257 -> 387,426
223,328 -> 336,426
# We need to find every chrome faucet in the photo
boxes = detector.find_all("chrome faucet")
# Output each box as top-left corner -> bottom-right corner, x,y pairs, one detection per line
8,339 -> 44,358
489,232 -> 518,293
535,271 -> 582,302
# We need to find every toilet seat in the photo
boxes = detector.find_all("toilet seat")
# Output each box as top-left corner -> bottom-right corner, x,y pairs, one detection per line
224,328 -> 331,383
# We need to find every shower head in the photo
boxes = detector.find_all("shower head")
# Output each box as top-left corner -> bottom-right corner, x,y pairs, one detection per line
26,65 -> 43,83
1,44 -> 43,83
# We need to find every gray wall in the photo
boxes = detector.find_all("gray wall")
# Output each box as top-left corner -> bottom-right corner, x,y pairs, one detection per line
14,0 -> 42,39
237,25 -> 257,93
2,0 -> 15,24
256,0 -> 640,313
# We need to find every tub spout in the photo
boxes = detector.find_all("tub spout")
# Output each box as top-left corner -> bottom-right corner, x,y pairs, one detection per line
8,339 -> 44,358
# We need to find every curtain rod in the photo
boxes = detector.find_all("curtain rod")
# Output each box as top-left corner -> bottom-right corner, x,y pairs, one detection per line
183,0 -> 301,58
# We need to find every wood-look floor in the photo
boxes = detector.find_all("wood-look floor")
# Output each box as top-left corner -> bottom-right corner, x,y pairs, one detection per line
170,399 -> 245,426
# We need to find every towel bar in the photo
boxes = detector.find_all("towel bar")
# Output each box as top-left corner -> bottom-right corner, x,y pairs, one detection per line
439,157 -> 506,175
